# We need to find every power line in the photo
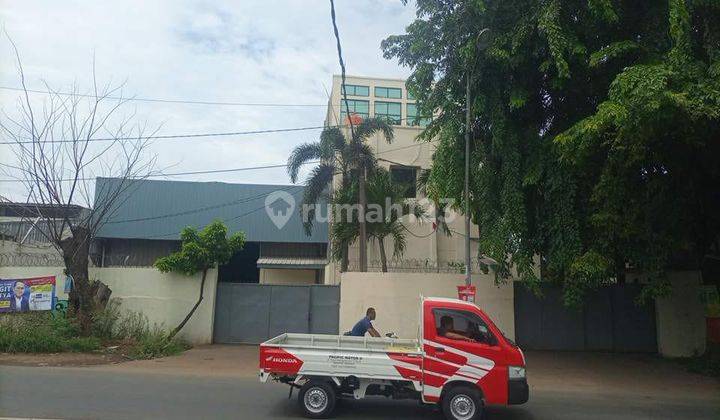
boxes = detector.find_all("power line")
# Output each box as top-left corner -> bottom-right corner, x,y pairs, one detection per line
97,141 -> 437,224
0,140 -> 436,183
0,86 -> 432,112
107,184 -> 300,224
329,0 -> 355,139
0,125 -> 327,145
0,86 -> 327,107
0,114 -> 432,146
0,162 -> 299,183
144,185 -> 304,239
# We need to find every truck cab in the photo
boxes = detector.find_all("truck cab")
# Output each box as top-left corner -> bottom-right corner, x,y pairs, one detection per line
260,297 -> 528,420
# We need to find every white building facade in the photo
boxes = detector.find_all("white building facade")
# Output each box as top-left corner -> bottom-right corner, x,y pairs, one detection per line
323,75 -> 483,283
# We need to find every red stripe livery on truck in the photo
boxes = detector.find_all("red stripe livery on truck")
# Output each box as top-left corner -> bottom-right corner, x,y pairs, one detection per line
259,296 -> 528,420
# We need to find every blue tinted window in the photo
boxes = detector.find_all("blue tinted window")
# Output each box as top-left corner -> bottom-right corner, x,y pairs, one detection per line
406,103 -> 431,127
340,99 -> 369,122
342,84 -> 369,97
375,87 -> 402,99
375,101 -> 402,125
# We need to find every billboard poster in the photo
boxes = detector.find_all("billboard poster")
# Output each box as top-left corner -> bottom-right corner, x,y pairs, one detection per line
0,276 -> 56,313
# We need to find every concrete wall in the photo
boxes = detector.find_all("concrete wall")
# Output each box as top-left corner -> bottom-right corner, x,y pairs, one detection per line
259,268 -> 317,285
0,265 -> 217,344
340,271 -> 515,341
655,271 -> 707,357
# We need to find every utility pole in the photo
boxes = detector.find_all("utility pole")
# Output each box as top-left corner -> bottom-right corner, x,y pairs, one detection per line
464,28 -> 491,287
464,71 -> 472,287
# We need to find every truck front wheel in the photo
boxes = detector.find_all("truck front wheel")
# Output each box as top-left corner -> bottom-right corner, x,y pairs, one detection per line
442,385 -> 484,420
298,380 -> 337,419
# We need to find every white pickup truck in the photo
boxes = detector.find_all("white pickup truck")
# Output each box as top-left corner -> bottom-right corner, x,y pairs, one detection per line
259,297 -> 528,420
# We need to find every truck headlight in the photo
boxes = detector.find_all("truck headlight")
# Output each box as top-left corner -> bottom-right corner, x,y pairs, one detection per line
508,366 -> 526,379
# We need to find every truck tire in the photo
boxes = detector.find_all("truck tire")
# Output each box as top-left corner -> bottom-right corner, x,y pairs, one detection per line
298,380 -> 337,419
441,385 -> 484,420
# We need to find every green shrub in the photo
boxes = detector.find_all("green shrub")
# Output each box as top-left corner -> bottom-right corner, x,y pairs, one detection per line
0,312 -> 98,353
0,305 -> 189,359
115,310 -> 150,340
128,325 -> 189,360
91,298 -> 122,340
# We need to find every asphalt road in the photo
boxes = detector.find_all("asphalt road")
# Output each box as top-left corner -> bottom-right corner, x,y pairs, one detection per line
1,365 -> 719,420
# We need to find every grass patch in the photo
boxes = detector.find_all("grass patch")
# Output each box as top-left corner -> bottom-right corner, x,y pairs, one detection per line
128,326 -> 189,360
93,299 -> 190,359
0,312 -> 99,353
1,299 -> 190,360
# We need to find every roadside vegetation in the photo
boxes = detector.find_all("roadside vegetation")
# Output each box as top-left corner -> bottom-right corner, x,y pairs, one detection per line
0,299 -> 188,359
677,346 -> 720,378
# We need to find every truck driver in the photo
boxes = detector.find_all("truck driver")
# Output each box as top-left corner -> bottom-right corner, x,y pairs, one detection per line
438,315 -> 474,342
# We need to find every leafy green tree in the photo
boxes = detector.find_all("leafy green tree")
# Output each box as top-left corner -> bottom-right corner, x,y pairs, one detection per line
287,118 -> 394,271
330,169 -> 426,272
383,0 -> 720,304
155,220 -> 245,339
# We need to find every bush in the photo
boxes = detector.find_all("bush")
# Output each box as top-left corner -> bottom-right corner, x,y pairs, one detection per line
115,310 -> 150,340
678,347 -> 720,378
90,300 -> 190,359
0,312 -> 99,353
0,303 -> 189,359
91,298 -> 122,340
129,325 -> 189,360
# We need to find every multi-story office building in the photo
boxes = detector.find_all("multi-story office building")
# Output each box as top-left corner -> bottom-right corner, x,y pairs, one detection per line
323,75 -> 482,282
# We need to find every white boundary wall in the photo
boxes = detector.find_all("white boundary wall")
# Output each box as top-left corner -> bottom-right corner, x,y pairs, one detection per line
655,271 -> 707,357
0,266 -> 217,344
340,272 -> 515,341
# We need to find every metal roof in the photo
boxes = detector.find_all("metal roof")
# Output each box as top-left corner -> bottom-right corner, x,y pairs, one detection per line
95,178 -> 327,243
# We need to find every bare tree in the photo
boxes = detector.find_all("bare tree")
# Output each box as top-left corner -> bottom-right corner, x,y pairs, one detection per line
0,40 -> 157,331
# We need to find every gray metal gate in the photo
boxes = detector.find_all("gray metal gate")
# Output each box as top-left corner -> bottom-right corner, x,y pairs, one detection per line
514,283 -> 657,352
213,283 -> 340,344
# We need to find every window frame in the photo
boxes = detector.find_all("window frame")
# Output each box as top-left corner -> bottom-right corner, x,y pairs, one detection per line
406,103 -> 431,127
374,101 -> 402,125
374,86 -> 402,99
342,84 -> 370,97
340,99 -> 370,121
431,308 -> 498,346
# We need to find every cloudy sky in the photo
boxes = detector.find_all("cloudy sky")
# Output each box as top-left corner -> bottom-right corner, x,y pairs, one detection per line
0,0 -> 416,203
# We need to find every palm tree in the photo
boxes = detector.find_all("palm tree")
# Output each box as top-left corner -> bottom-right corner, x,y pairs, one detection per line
331,168 -> 425,272
287,117 -> 393,272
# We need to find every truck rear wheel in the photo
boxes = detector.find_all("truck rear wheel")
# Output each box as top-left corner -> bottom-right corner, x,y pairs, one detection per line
441,385 -> 483,420
298,380 -> 337,418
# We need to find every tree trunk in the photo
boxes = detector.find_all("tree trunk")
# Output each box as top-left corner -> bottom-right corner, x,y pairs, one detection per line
358,166 -> 368,272
167,268 -> 208,341
61,227 -> 96,333
615,254 -> 626,285
378,237 -> 388,273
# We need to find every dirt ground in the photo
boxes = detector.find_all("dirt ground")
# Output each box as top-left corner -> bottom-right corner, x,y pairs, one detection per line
0,350 -> 127,366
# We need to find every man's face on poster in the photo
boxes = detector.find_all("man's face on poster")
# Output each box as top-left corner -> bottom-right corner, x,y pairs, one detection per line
13,282 -> 25,298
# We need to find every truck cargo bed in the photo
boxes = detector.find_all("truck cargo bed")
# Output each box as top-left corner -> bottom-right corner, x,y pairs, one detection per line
263,333 -> 421,354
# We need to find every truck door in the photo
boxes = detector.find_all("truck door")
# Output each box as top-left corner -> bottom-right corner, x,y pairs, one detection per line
422,307 -> 509,405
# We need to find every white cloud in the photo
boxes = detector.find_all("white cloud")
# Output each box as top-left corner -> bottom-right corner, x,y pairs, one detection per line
0,0 -> 415,202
